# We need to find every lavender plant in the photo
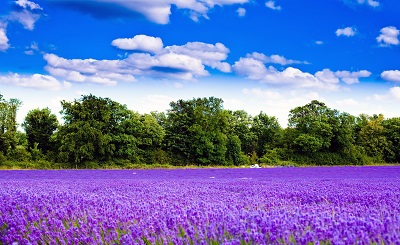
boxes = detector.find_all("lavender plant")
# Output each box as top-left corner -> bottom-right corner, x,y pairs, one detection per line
1,167 -> 399,244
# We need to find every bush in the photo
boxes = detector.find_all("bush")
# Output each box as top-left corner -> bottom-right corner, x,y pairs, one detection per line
8,145 -> 31,162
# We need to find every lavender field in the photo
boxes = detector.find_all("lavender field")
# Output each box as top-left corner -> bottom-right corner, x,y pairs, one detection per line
1,167 -> 399,244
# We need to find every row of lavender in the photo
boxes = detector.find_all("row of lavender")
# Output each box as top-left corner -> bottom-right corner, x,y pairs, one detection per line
1,167 -> 400,244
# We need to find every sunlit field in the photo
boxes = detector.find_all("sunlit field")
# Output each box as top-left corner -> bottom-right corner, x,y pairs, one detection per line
1,167 -> 399,244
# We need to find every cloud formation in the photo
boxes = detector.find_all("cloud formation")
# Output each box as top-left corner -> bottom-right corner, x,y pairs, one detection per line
236,7 -> 246,17
372,86 -> 400,101
0,0 -> 43,51
44,35 -> 231,85
15,0 -> 42,10
47,0 -> 248,24
265,1 -> 281,10
247,52 -> 308,66
0,23 -> 9,52
381,70 -> 400,82
357,0 -> 380,7
112,35 -> 163,54
343,0 -> 380,7
0,73 -> 70,90
233,55 -> 371,90
377,26 -> 399,46
336,27 -> 356,37
389,87 -> 400,99
8,0 -> 43,30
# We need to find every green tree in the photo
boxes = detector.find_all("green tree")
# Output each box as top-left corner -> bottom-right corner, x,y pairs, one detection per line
383,117 -> 400,162
22,108 -> 59,154
227,110 -> 256,155
251,112 -> 282,156
0,95 -> 22,156
56,94 -> 139,164
165,97 -> 229,165
357,114 -> 389,162
288,100 -> 334,154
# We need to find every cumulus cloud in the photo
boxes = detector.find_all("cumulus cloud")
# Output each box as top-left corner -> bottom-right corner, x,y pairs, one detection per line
389,87 -> 400,100
372,86 -> 400,101
15,0 -> 43,10
165,42 -> 231,72
236,7 -> 246,17
44,36 -> 231,85
265,1 -> 281,10
24,41 -> 39,55
233,55 -> 371,90
356,0 -> 380,7
381,70 -> 400,82
336,27 -> 356,37
0,73 -> 70,90
377,26 -> 399,46
343,0 -> 380,8
0,24 -> 9,52
7,0 -> 43,30
47,0 -> 248,24
247,52 -> 308,66
44,54 -> 136,86
334,70 -> 371,84
315,41 -> 324,45
112,35 -> 163,54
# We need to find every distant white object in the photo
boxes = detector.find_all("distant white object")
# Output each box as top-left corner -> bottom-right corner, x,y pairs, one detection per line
250,164 -> 261,168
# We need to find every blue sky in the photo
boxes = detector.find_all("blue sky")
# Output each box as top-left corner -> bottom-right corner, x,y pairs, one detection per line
0,0 -> 399,127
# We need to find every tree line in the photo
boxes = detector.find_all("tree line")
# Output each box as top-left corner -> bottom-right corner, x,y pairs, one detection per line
0,93 -> 399,168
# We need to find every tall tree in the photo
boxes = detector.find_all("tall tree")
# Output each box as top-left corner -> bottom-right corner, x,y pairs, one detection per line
0,95 -> 22,155
227,110 -> 256,155
383,117 -> 400,162
56,94 -> 140,164
357,114 -> 389,162
288,100 -> 334,154
22,108 -> 58,154
251,112 -> 282,156
165,97 -> 229,165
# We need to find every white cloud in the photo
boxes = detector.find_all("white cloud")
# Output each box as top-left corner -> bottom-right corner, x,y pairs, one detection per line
315,41 -> 324,45
0,24 -> 9,52
44,37 -> 231,85
315,69 -> 340,84
165,42 -> 231,72
389,87 -> 400,100
381,70 -> 400,82
233,57 -> 268,80
50,0 -> 248,24
7,0 -> 43,30
265,1 -> 281,10
372,86 -> 400,101
336,27 -> 356,37
247,52 -> 308,65
0,73 -> 70,90
44,53 -> 136,86
377,26 -> 400,46
233,56 -> 371,89
8,10 -> 40,30
111,35 -> 163,54
15,0 -> 43,10
356,0 -> 380,7
236,7 -> 246,17
334,70 -> 371,84
24,41 -> 39,55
